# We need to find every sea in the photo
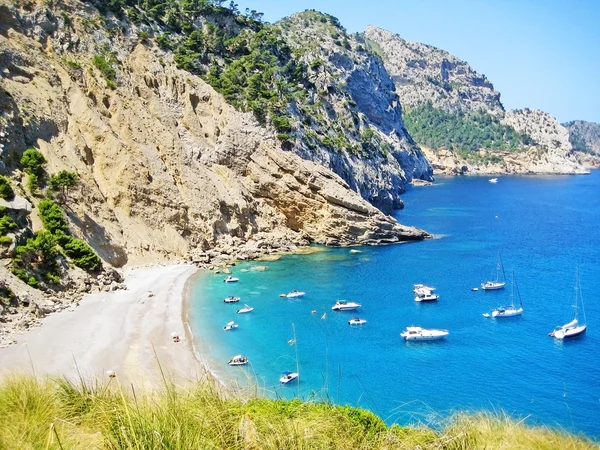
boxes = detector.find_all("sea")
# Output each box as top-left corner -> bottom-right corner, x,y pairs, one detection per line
188,172 -> 600,440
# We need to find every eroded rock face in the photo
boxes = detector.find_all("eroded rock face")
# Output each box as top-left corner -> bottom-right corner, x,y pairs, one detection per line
277,12 -> 433,212
0,1 -> 429,267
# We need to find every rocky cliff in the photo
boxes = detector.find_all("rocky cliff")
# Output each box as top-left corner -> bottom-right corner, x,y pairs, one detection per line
563,120 -> 600,168
364,25 -> 587,176
0,1 -> 430,344
275,11 -> 432,211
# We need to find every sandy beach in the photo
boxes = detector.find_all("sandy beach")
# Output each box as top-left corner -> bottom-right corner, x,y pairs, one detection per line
0,264 -> 206,389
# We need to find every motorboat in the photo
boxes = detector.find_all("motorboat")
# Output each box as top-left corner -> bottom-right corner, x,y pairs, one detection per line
285,290 -> 306,298
228,354 -> 248,366
224,276 -> 239,283
549,269 -> 587,340
279,370 -> 299,384
236,304 -> 254,314
331,300 -> 361,311
400,326 -> 449,341
489,178 -> 498,183
223,296 -> 240,303
414,292 -> 439,302
348,317 -> 367,325
483,271 -> 523,318
413,284 -> 435,295
223,321 -> 239,331
481,251 -> 506,290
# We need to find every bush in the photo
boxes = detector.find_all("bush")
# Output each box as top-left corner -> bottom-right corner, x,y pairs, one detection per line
0,176 -> 15,200
0,216 -> 17,235
63,238 -> 101,271
26,173 -> 40,194
20,148 -> 46,177
92,54 -> 116,81
0,236 -> 12,245
38,199 -> 69,235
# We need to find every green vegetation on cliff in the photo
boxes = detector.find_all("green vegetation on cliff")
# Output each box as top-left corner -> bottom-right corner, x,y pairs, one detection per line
403,103 -> 532,153
0,375 -> 596,449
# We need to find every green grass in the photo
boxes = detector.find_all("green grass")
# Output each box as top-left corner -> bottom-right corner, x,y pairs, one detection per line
0,375 -> 596,449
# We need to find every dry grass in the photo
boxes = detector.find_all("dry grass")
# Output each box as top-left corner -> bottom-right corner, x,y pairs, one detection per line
0,375 -> 597,449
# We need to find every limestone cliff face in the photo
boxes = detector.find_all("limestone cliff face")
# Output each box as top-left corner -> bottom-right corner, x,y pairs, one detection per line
276,12 -> 432,212
364,26 -> 503,116
0,1 -> 429,266
364,25 -> 587,176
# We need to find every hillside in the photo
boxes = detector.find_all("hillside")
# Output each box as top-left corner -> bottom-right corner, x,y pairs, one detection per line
563,120 -> 600,168
364,25 -> 587,175
0,376 -> 598,449
0,0 -> 430,345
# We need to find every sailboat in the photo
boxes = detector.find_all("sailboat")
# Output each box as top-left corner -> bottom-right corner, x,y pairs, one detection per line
481,251 -> 507,290
549,269 -> 587,340
280,323 -> 299,385
483,271 -> 523,318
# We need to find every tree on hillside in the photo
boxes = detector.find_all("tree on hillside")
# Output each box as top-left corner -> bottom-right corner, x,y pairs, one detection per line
49,170 -> 78,203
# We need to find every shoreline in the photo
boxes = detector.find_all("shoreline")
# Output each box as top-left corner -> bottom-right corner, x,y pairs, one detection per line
0,263 -> 208,389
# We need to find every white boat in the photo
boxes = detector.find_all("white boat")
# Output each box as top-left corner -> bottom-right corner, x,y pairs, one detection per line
413,284 -> 436,295
236,304 -> 254,314
481,251 -> 506,290
484,271 -> 524,318
279,370 -> 299,384
331,300 -> 361,311
549,269 -> 587,340
414,292 -> 439,302
224,276 -> 239,283
223,296 -> 240,303
489,178 -> 498,183
223,321 -> 239,331
348,317 -> 367,325
286,290 -> 306,298
400,326 -> 449,341
228,354 -> 248,366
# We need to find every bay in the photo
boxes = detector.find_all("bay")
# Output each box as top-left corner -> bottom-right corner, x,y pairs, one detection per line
188,172 -> 600,439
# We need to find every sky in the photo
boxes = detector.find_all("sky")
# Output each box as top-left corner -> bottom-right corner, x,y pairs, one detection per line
233,0 -> 600,124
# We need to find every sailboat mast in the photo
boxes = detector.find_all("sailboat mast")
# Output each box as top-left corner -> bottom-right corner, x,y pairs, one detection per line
292,322 -> 299,396
499,251 -> 507,282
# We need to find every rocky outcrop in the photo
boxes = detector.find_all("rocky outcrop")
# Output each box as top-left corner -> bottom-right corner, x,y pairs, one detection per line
364,26 -> 503,115
277,12 -> 433,212
364,25 -> 588,176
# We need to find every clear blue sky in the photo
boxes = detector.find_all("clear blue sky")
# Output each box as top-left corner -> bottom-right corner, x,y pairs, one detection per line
233,0 -> 600,124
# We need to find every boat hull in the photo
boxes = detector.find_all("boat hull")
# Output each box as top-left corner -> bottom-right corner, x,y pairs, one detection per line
402,333 -> 448,341
414,294 -> 439,302
279,373 -> 299,384
553,325 -> 587,340
491,308 -> 523,318
481,282 -> 506,290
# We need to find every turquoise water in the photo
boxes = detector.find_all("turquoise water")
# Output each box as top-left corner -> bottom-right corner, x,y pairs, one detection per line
188,172 -> 600,439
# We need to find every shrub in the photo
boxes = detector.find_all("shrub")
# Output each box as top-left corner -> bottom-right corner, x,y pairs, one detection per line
0,236 -> 12,245
0,176 -> 14,200
49,170 -> 78,201
26,173 -> 40,194
92,54 -> 116,81
38,199 -> 69,235
20,148 -> 46,177
0,216 -> 17,235
63,238 -> 101,271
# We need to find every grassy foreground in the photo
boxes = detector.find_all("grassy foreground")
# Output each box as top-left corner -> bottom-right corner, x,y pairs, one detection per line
0,375 -> 596,449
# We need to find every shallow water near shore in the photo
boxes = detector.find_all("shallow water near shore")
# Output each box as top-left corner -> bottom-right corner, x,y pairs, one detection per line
189,172 -> 600,439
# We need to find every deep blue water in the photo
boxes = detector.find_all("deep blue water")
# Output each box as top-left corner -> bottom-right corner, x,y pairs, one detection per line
188,172 -> 600,439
